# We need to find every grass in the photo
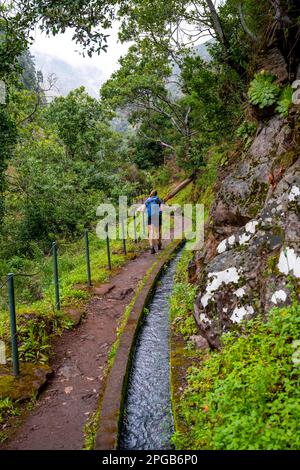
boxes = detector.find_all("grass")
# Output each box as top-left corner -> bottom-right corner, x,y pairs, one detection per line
0,397 -> 21,442
173,301 -> 300,450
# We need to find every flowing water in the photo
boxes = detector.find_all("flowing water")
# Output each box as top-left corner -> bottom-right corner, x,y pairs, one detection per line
119,251 -> 182,450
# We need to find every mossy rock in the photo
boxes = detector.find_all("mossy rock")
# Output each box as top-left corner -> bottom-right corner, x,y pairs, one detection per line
0,363 -> 52,401
266,253 -> 280,274
275,150 -> 298,170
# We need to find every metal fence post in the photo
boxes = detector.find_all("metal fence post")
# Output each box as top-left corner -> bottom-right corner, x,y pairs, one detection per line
142,210 -> 146,237
52,242 -> 60,310
7,274 -> 20,377
105,223 -> 112,271
121,217 -> 127,255
85,230 -> 92,287
133,211 -> 137,243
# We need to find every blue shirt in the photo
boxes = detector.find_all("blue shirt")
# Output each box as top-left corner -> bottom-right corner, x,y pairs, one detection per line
145,196 -> 163,217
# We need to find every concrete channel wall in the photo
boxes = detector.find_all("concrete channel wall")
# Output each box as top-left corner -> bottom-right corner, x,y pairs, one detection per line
95,239 -> 183,450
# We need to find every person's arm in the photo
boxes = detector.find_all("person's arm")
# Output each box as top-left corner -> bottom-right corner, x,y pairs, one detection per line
136,204 -> 145,212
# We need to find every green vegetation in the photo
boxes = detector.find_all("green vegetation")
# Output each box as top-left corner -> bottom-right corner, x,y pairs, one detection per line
0,231 -> 146,443
248,72 -> 293,117
170,240 -> 300,450
83,407 -> 102,451
1,0 -> 300,451
276,85 -> 293,117
172,302 -> 300,450
170,250 -> 198,339
248,71 -> 281,108
108,239 -> 180,369
236,121 -> 257,140
0,398 -> 21,443
0,233 -> 146,366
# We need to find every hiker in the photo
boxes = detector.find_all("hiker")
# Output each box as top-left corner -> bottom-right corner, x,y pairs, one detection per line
145,190 -> 163,254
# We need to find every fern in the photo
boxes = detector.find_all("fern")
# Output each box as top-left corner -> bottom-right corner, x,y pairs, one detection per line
236,121 -> 257,140
276,85 -> 293,117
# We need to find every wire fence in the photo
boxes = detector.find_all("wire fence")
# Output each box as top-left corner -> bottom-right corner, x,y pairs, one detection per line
0,225 -> 129,377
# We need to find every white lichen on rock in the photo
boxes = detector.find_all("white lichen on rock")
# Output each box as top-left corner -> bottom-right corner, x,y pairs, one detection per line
239,232 -> 252,245
271,290 -> 287,304
230,305 -> 254,323
199,313 -> 212,324
228,235 -> 235,245
234,287 -> 246,298
217,238 -> 228,254
201,267 -> 240,308
245,220 -> 259,234
288,185 -> 300,202
278,247 -> 300,278
217,234 -> 237,253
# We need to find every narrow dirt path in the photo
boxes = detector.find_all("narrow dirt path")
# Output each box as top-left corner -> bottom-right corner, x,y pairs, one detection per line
2,246 -> 166,450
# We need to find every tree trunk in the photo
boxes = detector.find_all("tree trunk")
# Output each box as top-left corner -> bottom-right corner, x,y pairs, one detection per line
205,0 -> 226,46
266,0 -> 300,79
164,175 -> 195,202
205,0 -> 245,76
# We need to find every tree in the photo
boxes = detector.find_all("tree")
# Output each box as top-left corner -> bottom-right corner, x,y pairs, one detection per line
101,36 -> 243,170
0,106 -> 16,221
0,3 -> 28,81
101,40 -> 198,166
46,87 -> 111,160
12,1 -> 300,80
13,0 -> 118,56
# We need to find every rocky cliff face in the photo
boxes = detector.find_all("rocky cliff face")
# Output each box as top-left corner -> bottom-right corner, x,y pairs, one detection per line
192,112 -> 300,349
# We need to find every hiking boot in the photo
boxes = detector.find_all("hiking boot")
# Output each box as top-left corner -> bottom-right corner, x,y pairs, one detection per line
150,247 -> 156,254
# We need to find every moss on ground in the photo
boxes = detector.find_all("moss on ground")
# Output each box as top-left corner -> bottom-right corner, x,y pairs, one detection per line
0,363 -> 51,401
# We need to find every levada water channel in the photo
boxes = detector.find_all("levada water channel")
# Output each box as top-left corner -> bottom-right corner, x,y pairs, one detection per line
119,250 -> 183,450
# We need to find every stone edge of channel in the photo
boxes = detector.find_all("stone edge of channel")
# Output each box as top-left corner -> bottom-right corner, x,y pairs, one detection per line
94,239 -> 183,450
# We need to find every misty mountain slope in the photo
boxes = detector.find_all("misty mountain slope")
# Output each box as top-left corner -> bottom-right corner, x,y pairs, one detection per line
33,52 -> 104,98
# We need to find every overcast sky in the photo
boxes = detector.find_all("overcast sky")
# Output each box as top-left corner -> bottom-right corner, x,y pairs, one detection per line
29,14 -> 210,98
30,25 -> 129,98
